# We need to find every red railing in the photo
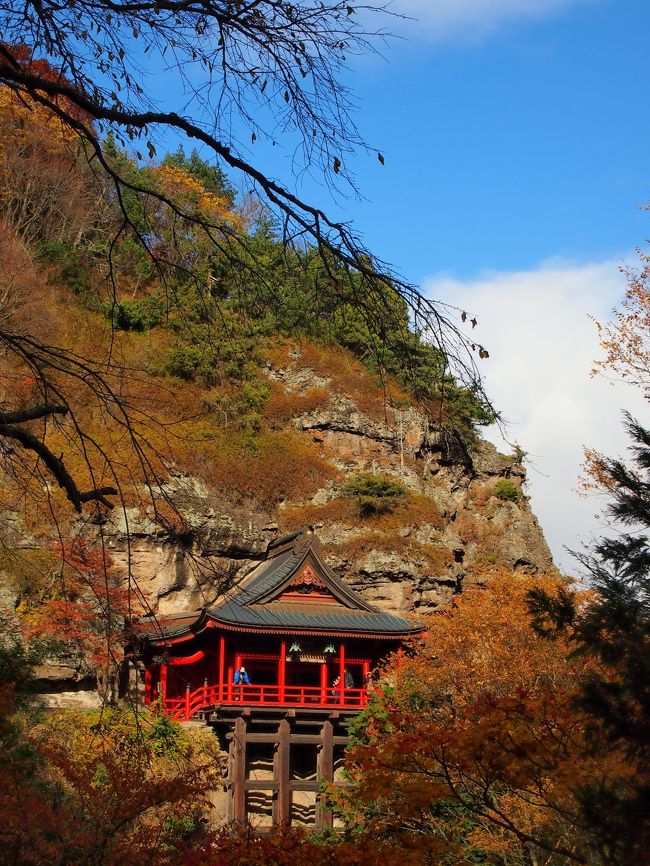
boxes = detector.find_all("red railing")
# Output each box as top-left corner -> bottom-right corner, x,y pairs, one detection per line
162,683 -> 368,721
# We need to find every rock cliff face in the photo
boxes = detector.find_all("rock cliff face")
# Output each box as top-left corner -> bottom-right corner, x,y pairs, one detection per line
103,353 -> 555,619
1,348 -> 555,702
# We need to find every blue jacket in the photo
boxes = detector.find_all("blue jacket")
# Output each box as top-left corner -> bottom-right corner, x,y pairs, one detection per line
233,669 -> 251,685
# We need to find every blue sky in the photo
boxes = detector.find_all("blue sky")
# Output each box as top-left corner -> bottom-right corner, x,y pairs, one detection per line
142,0 -> 650,571
292,0 -> 650,284
145,0 -> 650,283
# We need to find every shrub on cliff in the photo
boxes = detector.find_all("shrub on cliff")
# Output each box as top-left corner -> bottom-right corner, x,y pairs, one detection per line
344,473 -> 406,517
494,478 -> 522,502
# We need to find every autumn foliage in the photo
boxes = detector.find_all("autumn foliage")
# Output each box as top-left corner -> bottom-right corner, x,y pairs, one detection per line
336,571 -> 633,866
591,247 -> 650,396
19,541 -> 132,703
0,701 -> 222,866
184,825 -> 425,866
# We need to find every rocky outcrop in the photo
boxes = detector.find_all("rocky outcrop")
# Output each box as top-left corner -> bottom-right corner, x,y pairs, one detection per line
106,502 -> 273,616
95,357 -> 555,620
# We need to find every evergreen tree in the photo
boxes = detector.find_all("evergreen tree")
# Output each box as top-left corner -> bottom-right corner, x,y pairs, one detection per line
162,146 -> 235,206
528,412 -> 650,866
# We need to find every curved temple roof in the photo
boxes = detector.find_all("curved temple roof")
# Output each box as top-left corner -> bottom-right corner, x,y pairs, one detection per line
140,529 -> 422,643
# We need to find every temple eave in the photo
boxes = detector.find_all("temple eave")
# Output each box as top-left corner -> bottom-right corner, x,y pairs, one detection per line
141,617 -> 419,646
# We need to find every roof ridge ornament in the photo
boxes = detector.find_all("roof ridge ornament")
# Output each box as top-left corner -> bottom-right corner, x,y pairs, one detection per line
284,564 -> 329,595
293,528 -> 320,554
266,526 -> 314,557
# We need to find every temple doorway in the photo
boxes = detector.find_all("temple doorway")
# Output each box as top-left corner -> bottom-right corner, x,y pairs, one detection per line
286,661 -> 320,689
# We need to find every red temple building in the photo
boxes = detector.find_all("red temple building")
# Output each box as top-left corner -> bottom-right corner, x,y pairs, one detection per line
137,528 -> 421,826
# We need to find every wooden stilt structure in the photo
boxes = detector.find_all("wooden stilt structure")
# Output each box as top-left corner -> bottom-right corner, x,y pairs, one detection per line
223,708 -> 349,827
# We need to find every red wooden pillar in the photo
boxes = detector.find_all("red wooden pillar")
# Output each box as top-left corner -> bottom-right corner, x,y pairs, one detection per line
396,645 -> 403,672
160,660 -> 168,707
185,684 -> 191,720
234,652 -> 242,701
320,662 -> 328,704
362,660 -> 370,705
227,665 -> 234,701
218,635 -> 225,702
278,640 -> 286,703
339,642 -> 345,706
144,667 -> 152,706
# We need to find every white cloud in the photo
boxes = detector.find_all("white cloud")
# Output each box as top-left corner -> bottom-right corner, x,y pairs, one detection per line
388,0 -> 595,41
425,257 -> 647,573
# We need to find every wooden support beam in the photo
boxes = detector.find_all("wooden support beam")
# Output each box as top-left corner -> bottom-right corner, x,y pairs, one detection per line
295,718 -> 327,727
225,743 -> 233,822
232,716 -> 247,823
271,736 -> 279,826
277,718 -> 291,826
299,733 -> 349,746
291,780 -> 323,793
246,779 -> 280,792
226,731 -> 349,746
316,721 -> 334,830
293,711 -> 341,724
243,779 -> 348,793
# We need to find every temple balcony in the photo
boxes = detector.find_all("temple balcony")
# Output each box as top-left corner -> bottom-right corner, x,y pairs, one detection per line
162,682 -> 369,722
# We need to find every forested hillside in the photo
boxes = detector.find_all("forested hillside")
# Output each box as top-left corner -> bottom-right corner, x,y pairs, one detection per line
0,69 -> 491,518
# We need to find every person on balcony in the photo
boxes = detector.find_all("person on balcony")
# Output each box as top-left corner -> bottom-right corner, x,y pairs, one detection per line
233,666 -> 251,685
233,665 -> 251,700
331,668 -> 354,700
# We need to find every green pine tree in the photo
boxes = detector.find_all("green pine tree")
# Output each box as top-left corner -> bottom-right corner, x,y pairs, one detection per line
528,412 -> 650,866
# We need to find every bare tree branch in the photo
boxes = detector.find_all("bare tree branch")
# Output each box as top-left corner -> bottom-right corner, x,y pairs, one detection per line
0,421 -> 117,510
0,404 -> 68,424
